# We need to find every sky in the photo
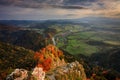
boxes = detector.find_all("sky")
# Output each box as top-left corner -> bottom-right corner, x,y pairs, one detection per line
0,0 -> 120,20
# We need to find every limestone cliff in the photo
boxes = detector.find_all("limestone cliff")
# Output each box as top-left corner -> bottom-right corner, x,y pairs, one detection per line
6,44 -> 86,80
45,61 -> 86,80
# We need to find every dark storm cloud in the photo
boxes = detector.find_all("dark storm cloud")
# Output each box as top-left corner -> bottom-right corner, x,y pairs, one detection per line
52,5 -> 87,9
63,0 -> 97,4
0,0 -> 89,9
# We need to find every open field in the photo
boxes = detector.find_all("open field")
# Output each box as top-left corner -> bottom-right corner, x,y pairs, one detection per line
53,23 -> 120,56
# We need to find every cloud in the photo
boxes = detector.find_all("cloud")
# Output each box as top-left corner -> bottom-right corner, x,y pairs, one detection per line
0,0 -> 86,9
0,0 -> 120,19
0,5 -> 93,20
89,0 -> 120,18
52,5 -> 87,9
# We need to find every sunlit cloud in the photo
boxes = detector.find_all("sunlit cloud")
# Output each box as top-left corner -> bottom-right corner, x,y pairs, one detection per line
89,0 -> 120,18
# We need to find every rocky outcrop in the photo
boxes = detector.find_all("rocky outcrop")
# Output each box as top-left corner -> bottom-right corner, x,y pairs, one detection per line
32,67 -> 45,80
6,68 -> 46,80
45,61 -> 86,80
6,69 -> 28,80
6,61 -> 86,80
6,45 -> 86,80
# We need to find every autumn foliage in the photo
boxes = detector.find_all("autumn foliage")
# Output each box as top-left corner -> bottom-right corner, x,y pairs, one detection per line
34,44 -> 63,72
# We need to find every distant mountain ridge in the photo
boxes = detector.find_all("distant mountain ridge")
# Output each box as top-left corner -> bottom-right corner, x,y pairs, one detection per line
0,17 -> 120,27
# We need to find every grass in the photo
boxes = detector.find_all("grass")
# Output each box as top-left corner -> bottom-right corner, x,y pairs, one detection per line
55,25 -> 120,56
63,39 -> 98,56
56,31 -> 100,56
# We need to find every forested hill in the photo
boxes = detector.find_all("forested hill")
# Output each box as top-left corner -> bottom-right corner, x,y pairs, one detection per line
0,41 -> 35,79
0,24 -> 45,51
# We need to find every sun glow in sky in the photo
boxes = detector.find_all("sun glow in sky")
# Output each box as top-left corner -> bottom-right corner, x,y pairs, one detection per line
0,0 -> 120,20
